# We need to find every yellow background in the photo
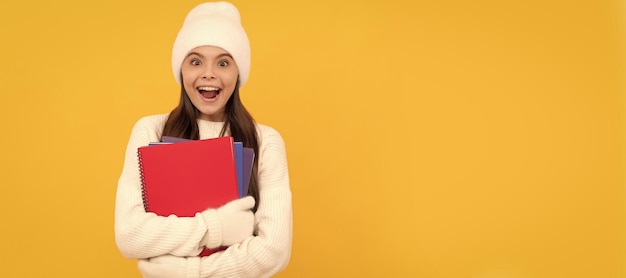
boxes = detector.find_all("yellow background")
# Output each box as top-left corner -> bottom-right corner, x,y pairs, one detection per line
1,0 -> 624,277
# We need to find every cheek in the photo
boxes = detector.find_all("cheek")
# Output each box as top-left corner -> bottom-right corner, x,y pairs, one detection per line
181,66 -> 198,84
182,83 -> 194,97
181,74 -> 195,92
224,68 -> 239,85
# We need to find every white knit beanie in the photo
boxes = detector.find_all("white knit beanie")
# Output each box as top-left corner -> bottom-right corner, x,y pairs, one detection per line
172,2 -> 251,87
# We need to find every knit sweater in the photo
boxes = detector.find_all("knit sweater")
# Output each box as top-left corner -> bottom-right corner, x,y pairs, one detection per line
114,114 -> 293,277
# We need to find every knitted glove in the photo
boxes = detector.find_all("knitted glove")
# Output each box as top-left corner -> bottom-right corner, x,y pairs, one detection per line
138,255 -> 200,278
201,196 -> 255,248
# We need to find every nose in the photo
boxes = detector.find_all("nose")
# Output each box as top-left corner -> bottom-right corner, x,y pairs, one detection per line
202,65 -> 216,80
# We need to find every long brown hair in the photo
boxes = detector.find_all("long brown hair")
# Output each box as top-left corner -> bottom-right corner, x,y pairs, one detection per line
162,81 -> 260,211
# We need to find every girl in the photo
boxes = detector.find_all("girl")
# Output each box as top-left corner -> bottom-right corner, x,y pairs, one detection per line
114,2 -> 293,277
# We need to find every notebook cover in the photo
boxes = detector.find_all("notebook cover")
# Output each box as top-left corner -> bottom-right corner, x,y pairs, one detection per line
161,136 -> 190,143
242,148 -> 255,196
137,136 -> 238,256
234,142 -> 244,197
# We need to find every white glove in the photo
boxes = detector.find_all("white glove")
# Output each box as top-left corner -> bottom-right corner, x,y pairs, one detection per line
201,196 -> 255,248
138,255 -> 200,278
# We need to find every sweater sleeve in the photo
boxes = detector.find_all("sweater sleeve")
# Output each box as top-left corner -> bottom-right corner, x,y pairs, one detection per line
198,127 -> 293,277
114,116 -> 210,259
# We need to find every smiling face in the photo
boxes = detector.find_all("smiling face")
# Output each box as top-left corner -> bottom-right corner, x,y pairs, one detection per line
181,45 -> 239,121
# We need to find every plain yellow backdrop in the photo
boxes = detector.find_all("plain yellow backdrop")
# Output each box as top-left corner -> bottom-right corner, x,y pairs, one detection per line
0,0 -> 624,277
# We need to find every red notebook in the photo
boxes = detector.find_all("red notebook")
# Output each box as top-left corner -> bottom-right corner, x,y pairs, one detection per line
137,136 -> 238,256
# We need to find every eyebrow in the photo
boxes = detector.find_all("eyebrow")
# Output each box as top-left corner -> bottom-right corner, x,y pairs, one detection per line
186,52 -> 234,60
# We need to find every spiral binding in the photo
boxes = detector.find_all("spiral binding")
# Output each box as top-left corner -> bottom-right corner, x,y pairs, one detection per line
137,150 -> 149,212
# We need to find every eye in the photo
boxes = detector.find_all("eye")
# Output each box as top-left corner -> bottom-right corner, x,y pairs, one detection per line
218,60 -> 229,67
190,59 -> 201,66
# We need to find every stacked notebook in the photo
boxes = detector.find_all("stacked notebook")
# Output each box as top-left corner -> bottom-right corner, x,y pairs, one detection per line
137,136 -> 255,256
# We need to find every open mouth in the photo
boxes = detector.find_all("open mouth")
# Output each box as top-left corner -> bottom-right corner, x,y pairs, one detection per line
198,86 -> 221,99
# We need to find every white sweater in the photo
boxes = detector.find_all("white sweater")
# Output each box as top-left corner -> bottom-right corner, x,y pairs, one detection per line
114,114 -> 293,277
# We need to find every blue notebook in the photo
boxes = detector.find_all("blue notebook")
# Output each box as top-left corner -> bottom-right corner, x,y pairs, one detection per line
241,147 -> 255,196
234,142 -> 244,197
